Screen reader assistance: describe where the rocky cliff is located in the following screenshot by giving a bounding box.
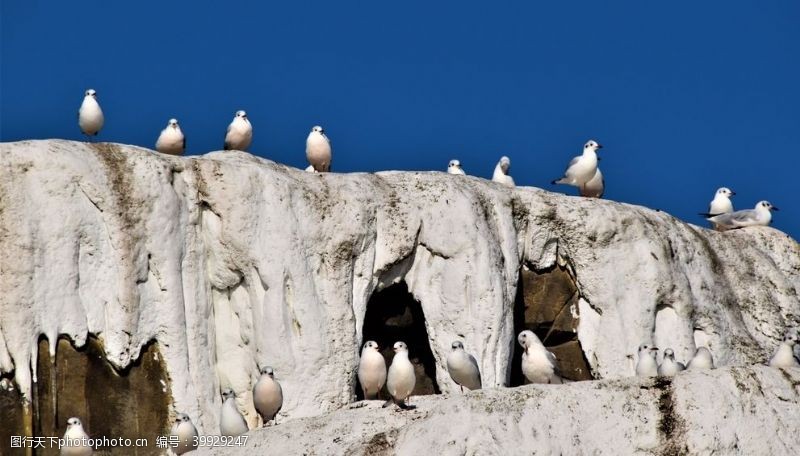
[0,140,798,454]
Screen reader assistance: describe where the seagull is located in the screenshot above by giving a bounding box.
[580,168,604,198]
[491,156,515,187]
[253,366,283,426]
[635,344,659,377]
[383,341,416,409]
[447,159,465,175]
[219,388,248,436]
[224,110,253,151]
[686,347,715,370]
[702,201,778,231]
[768,330,800,368]
[703,187,735,230]
[170,413,199,455]
[358,341,387,400]
[78,89,104,139]
[552,140,603,193]
[306,125,332,172]
[657,348,685,376]
[518,330,562,384]
[446,341,482,392]
[61,417,92,456]
[156,118,186,155]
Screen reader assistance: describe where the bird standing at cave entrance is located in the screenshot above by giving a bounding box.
[704,187,735,230]
[518,330,562,384]
[551,140,603,194]
[253,366,283,426]
[492,156,515,187]
[686,347,715,370]
[224,110,253,151]
[446,341,482,392]
[61,417,92,456]
[657,348,685,376]
[220,388,249,436]
[635,343,659,377]
[383,341,416,409]
[170,412,199,455]
[306,125,332,172]
[580,168,605,198]
[447,159,465,175]
[156,118,186,155]
[702,201,778,231]
[768,330,800,368]
[358,341,387,400]
[78,89,104,139]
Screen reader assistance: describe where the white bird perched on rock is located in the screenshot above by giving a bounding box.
[768,330,800,368]
[61,417,92,456]
[219,388,248,436]
[78,89,104,138]
[447,159,465,175]
[170,413,199,455]
[253,366,283,426]
[156,118,186,155]
[686,347,715,370]
[383,341,416,409]
[446,341,482,392]
[491,156,515,187]
[552,140,603,193]
[635,343,659,377]
[657,348,685,376]
[518,330,562,384]
[580,168,604,198]
[224,110,252,151]
[704,187,735,230]
[306,125,332,172]
[703,201,778,231]
[358,341,387,400]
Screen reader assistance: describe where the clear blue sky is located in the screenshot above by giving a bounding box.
[2,1,799,238]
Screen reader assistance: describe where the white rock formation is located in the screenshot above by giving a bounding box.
[200,366,800,455]
[0,140,798,438]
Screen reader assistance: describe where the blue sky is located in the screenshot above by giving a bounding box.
[2,1,799,237]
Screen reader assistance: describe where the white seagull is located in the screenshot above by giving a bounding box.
[446,341,482,392]
[358,341,387,400]
[447,159,465,175]
[768,330,800,368]
[491,156,515,187]
[704,187,735,230]
[224,110,253,151]
[253,366,283,426]
[580,168,604,198]
[552,140,603,193]
[383,341,416,409]
[78,89,104,138]
[61,417,92,456]
[518,330,562,384]
[156,118,186,155]
[703,201,778,231]
[657,348,685,376]
[686,347,715,370]
[169,413,199,455]
[306,125,332,172]
[635,343,659,377]
[219,388,248,436]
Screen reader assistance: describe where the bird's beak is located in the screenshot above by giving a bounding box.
[597,144,603,149]
[730,191,736,196]
[773,207,780,211]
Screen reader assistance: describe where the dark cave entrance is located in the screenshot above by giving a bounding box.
[357,282,440,400]
[510,264,594,386]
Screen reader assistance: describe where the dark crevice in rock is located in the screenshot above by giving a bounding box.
[653,376,689,456]
[510,265,594,386]
[357,282,440,400]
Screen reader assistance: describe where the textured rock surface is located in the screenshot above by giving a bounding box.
[0,140,798,445]
[200,366,800,455]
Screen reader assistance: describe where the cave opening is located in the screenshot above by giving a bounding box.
[357,282,440,400]
[510,264,594,386]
